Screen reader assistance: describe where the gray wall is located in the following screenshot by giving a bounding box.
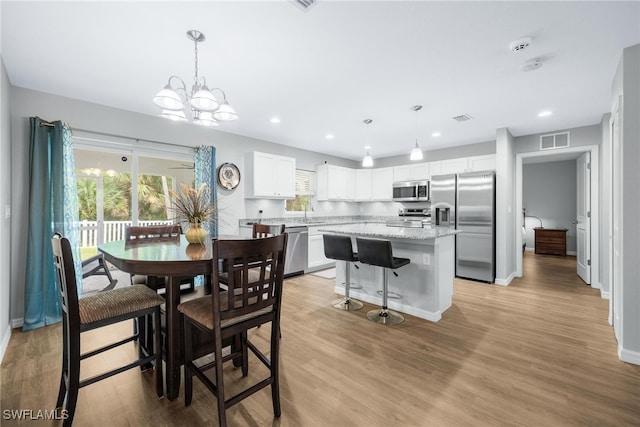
[496,128,516,284]
[515,124,602,154]
[0,55,12,360]
[8,86,359,324]
[615,44,640,362]
[523,161,577,253]
[374,140,496,168]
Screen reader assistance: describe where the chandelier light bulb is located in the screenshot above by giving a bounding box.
[153,85,184,110]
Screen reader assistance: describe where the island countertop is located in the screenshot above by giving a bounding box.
[318,223,460,240]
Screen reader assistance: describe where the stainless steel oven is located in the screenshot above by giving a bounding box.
[392,180,430,202]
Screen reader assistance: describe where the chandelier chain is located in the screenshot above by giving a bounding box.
[193,38,199,91]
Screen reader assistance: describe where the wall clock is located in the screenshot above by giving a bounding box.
[217,162,241,190]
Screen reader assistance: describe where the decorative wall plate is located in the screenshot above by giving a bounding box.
[217,162,241,190]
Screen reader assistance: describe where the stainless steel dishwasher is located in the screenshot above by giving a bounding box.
[284,225,308,277]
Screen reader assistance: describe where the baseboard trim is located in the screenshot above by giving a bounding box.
[619,346,640,366]
[600,289,610,300]
[0,324,11,364]
[11,318,23,329]
[524,247,534,252]
[334,286,443,322]
[494,272,516,286]
[566,250,577,256]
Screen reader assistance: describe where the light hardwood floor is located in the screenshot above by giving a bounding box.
[2,252,639,426]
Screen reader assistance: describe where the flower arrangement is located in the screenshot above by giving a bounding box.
[170,183,216,225]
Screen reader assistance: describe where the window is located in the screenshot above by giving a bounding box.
[285,169,315,213]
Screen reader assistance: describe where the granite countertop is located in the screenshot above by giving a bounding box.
[239,215,390,229]
[318,223,460,240]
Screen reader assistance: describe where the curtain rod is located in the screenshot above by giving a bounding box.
[73,127,193,149]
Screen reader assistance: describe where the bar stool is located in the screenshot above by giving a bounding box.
[323,234,363,311]
[356,237,410,325]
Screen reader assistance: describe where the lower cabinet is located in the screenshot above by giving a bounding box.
[307,227,334,272]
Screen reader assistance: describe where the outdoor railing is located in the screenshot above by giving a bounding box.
[79,220,174,247]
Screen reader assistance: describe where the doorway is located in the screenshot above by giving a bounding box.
[515,145,600,289]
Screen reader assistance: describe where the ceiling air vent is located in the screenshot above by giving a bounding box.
[292,0,317,11]
[452,114,472,122]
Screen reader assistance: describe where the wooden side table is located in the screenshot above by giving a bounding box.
[534,227,568,256]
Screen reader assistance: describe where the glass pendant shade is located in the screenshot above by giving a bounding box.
[410,141,423,161]
[153,86,184,110]
[213,102,239,121]
[160,109,187,121]
[362,146,373,167]
[193,110,220,127]
[190,87,219,111]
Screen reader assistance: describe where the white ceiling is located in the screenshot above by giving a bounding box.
[2,1,639,162]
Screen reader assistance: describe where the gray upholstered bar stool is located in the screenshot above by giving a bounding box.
[356,237,410,325]
[323,234,363,311]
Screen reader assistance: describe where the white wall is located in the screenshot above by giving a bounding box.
[0,54,13,360]
[495,128,516,285]
[523,161,577,253]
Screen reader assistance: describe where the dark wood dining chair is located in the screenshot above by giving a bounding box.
[51,233,164,427]
[125,224,195,294]
[178,234,288,427]
[252,223,286,238]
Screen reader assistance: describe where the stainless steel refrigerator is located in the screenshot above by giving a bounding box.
[431,171,496,283]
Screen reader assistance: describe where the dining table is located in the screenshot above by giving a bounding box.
[98,234,247,400]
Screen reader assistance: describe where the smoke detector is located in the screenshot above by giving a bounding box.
[452,114,472,122]
[509,37,532,53]
[521,58,544,72]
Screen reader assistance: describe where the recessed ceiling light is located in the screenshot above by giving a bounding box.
[432,132,441,137]
[270,117,281,124]
[325,133,334,139]
[538,111,552,117]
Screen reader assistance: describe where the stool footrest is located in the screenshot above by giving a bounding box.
[376,290,402,299]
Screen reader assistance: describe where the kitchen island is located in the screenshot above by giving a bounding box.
[318,224,460,322]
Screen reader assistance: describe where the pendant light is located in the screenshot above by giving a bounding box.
[362,119,373,167]
[410,105,424,161]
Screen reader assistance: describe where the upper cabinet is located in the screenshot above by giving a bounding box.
[355,169,372,201]
[245,151,296,199]
[431,154,496,177]
[371,167,394,200]
[439,157,470,175]
[316,164,355,201]
[393,162,429,181]
[467,154,496,172]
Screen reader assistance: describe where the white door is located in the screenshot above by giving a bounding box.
[576,152,591,284]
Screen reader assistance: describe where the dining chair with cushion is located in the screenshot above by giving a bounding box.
[51,233,164,426]
[178,234,288,427]
[125,224,196,294]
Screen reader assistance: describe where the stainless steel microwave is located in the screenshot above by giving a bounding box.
[392,180,430,202]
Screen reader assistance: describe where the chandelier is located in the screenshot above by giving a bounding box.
[153,30,238,127]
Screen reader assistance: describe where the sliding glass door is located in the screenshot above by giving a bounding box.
[74,139,194,260]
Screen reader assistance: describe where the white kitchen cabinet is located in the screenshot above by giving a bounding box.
[371,167,394,200]
[317,164,355,201]
[245,151,296,198]
[355,169,372,201]
[393,162,429,181]
[467,154,496,172]
[307,226,334,272]
[440,158,469,175]
[429,161,443,178]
